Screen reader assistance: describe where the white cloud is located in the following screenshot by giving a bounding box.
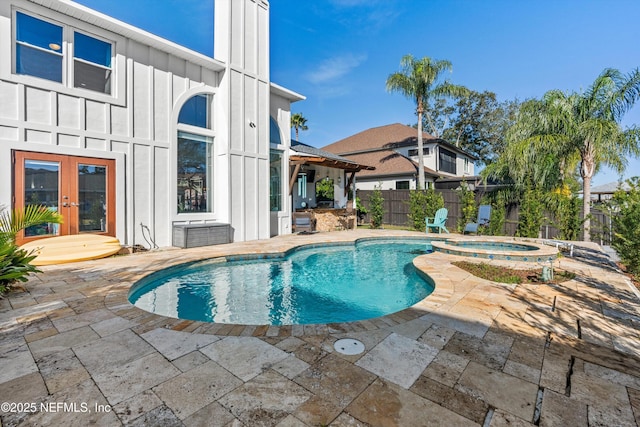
[306,53,367,84]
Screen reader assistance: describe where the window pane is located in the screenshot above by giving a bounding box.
[439,148,457,174]
[178,95,210,128]
[270,117,282,145]
[270,150,282,211]
[177,131,212,213]
[78,164,107,232]
[17,12,62,51]
[74,60,112,94]
[16,44,63,82]
[24,160,60,237]
[74,32,111,67]
[396,181,410,190]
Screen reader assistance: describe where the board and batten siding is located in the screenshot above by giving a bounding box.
[0,0,264,248]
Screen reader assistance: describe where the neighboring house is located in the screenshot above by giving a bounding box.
[322,123,477,190]
[584,181,631,203]
[1,0,304,247]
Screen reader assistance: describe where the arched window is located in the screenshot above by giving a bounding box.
[177,94,213,213]
[270,116,282,145]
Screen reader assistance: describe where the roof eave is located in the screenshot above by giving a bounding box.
[271,83,306,102]
[31,0,226,71]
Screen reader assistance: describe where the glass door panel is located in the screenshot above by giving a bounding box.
[23,160,61,237]
[77,164,107,232]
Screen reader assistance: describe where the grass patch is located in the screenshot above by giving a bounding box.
[452,261,575,284]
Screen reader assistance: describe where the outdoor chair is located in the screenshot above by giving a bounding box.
[464,205,492,234]
[425,208,449,234]
[293,212,315,233]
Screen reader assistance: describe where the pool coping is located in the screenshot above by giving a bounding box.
[430,237,559,262]
[126,235,442,333]
[121,234,557,336]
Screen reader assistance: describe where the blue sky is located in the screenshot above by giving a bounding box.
[75,0,640,186]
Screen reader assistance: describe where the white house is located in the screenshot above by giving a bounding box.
[322,123,477,190]
[0,0,304,248]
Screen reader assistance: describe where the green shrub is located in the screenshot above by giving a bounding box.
[407,188,444,231]
[611,177,640,276]
[457,183,476,233]
[516,186,544,238]
[486,194,506,236]
[369,185,385,229]
[0,241,40,292]
[0,204,62,294]
[556,195,581,241]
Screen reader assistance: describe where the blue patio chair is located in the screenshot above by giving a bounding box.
[464,205,492,234]
[425,208,449,234]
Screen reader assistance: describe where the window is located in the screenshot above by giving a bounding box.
[176,94,214,215]
[177,132,212,213]
[270,117,283,145]
[396,180,410,190]
[74,32,112,94]
[15,12,63,82]
[464,158,471,173]
[178,94,211,128]
[15,11,114,95]
[270,150,283,211]
[315,178,334,205]
[438,148,457,174]
[408,147,429,157]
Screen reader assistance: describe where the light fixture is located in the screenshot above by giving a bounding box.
[49,43,61,51]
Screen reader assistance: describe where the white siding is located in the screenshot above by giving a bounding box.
[1,0,285,247]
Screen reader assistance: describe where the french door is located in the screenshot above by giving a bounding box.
[13,151,115,245]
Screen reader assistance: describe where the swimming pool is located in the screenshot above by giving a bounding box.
[128,238,435,325]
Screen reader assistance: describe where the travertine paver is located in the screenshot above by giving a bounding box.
[355,332,438,389]
[141,327,219,360]
[0,338,38,383]
[152,361,243,420]
[457,361,539,421]
[0,230,639,426]
[200,336,291,381]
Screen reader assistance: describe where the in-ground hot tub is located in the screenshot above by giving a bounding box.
[430,238,558,262]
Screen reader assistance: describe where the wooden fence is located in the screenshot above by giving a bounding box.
[357,189,613,245]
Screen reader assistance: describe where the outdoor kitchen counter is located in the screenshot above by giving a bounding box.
[296,208,356,231]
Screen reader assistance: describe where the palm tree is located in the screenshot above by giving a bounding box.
[490,68,640,241]
[0,204,63,244]
[290,113,308,140]
[386,54,469,189]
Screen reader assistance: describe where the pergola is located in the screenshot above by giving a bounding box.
[288,142,375,197]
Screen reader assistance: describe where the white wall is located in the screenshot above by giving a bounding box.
[355,176,433,191]
[215,0,270,242]
[0,0,276,247]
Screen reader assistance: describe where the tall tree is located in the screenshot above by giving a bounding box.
[290,113,308,140]
[386,55,468,189]
[441,91,520,166]
[488,68,640,241]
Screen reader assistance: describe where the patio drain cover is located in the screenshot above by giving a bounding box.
[334,338,365,355]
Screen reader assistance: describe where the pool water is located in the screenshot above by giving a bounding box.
[129,239,434,325]
[451,241,538,251]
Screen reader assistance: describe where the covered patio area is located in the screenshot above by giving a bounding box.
[289,141,374,232]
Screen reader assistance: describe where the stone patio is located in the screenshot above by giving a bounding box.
[1,230,640,426]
